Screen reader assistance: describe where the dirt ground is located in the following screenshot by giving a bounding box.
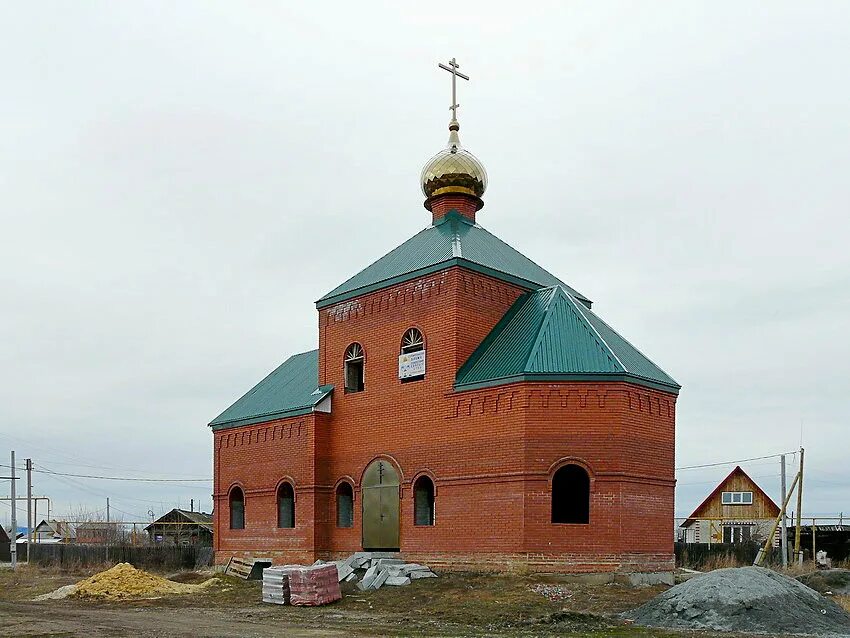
[0,565,828,638]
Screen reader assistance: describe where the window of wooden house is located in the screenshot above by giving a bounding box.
[721,491,753,505]
[277,482,295,528]
[229,486,245,530]
[336,482,354,528]
[722,524,754,543]
[551,464,590,524]
[413,476,435,526]
[344,343,365,393]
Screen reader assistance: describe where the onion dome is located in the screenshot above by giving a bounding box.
[421,119,487,212]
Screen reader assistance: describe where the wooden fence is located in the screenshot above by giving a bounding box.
[28,543,213,570]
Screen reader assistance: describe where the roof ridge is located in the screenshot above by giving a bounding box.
[578,303,678,386]
[523,287,560,372]
[454,290,534,381]
[563,291,628,373]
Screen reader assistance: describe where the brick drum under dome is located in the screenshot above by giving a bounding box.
[209,60,680,577]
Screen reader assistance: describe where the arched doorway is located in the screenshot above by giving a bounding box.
[361,459,400,550]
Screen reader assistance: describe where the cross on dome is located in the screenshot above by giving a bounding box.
[438,57,469,125]
[421,57,487,220]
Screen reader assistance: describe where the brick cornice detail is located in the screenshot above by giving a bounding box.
[320,268,525,327]
[216,420,307,449]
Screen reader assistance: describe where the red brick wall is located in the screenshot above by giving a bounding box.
[213,414,318,565]
[213,266,678,573]
[428,194,480,223]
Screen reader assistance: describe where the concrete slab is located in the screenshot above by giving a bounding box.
[409,570,437,579]
[385,576,411,586]
[400,563,426,575]
[358,565,379,590]
[370,569,390,590]
[337,563,354,582]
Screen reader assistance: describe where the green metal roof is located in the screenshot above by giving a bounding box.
[455,286,680,393]
[209,350,333,430]
[316,211,591,309]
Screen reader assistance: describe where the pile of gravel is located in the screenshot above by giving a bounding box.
[626,566,850,636]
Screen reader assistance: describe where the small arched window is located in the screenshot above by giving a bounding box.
[413,476,435,526]
[344,343,365,393]
[336,482,354,528]
[229,486,245,530]
[401,328,424,354]
[400,328,425,382]
[551,464,590,524]
[277,482,295,528]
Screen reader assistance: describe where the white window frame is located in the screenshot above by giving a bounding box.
[721,491,753,505]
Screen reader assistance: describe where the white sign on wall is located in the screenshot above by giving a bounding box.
[398,350,426,379]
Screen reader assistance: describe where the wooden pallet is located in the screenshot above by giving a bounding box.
[225,556,273,580]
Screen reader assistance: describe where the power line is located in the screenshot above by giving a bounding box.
[675,451,798,471]
[35,469,211,483]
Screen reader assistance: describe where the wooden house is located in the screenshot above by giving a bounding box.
[33,519,76,543]
[145,509,213,546]
[679,466,780,545]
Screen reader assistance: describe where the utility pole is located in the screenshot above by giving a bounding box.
[780,454,788,567]
[10,451,17,569]
[793,447,805,564]
[106,497,111,563]
[26,459,32,564]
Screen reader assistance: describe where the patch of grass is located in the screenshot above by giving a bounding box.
[0,565,95,602]
[836,595,850,613]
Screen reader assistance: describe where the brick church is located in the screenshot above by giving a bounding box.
[210,62,680,574]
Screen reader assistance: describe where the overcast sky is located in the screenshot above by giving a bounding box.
[1,2,848,527]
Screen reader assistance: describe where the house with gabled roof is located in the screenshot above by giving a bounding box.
[33,519,76,543]
[679,466,780,545]
[145,509,213,546]
[209,69,680,576]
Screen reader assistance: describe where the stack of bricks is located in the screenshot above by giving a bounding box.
[285,564,341,606]
[261,567,291,605]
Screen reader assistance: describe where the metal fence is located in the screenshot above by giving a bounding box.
[27,543,213,570]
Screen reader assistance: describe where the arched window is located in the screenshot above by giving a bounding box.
[336,482,354,528]
[229,486,245,530]
[277,482,295,528]
[401,328,424,354]
[344,343,364,393]
[413,476,435,526]
[551,464,590,524]
[400,328,425,381]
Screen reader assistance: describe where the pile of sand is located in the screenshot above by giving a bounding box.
[627,566,850,636]
[72,563,216,600]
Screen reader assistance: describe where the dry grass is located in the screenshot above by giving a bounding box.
[768,562,812,578]
[697,554,744,571]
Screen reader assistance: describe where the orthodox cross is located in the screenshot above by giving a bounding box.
[438,57,469,121]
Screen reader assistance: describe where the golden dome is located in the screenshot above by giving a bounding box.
[420,121,487,200]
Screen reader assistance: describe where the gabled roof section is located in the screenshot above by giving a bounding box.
[680,466,781,527]
[209,350,333,431]
[145,509,213,531]
[455,285,679,393]
[316,211,591,309]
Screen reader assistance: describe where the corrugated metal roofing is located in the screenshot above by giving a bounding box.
[209,350,332,430]
[455,285,679,393]
[316,211,591,308]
